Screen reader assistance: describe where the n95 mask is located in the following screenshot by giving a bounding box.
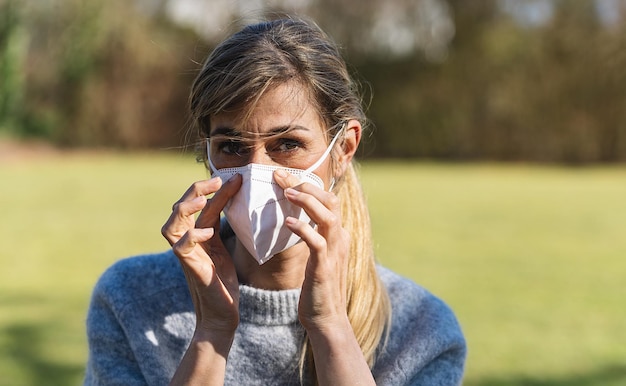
[207,132,340,265]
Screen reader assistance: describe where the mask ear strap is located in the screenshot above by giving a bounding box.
[305,123,345,174]
[206,139,219,174]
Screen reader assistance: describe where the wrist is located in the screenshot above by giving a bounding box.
[303,314,353,344]
[169,328,235,385]
[191,327,235,358]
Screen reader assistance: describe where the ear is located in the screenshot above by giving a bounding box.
[334,119,361,177]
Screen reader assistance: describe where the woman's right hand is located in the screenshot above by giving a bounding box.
[161,175,243,336]
[163,175,243,385]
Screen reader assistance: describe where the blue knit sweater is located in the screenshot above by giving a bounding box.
[84,250,466,385]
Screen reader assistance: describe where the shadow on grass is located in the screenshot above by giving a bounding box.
[466,365,626,386]
[1,322,84,386]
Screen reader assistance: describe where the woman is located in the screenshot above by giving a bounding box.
[85,17,466,386]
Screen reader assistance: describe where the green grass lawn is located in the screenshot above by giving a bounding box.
[1,153,625,385]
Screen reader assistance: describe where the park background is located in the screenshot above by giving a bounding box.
[1,0,625,385]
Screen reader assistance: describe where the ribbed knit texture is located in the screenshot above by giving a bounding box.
[238,285,300,325]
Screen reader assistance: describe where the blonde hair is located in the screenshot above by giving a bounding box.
[189,17,390,384]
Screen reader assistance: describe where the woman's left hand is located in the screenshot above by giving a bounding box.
[274,169,350,331]
[274,169,375,385]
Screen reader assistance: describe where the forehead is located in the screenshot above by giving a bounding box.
[210,82,324,135]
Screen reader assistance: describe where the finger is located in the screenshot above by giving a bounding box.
[173,228,215,277]
[162,177,224,245]
[284,187,341,235]
[162,195,208,245]
[286,215,350,299]
[274,169,340,224]
[174,227,215,257]
[284,179,339,209]
[176,195,208,218]
[173,177,223,210]
[285,216,327,256]
[273,169,302,190]
[196,174,242,229]
[285,215,348,289]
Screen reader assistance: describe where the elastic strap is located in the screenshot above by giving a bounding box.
[305,123,345,173]
[206,139,219,174]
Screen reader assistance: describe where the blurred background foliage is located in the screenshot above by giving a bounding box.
[1,0,626,162]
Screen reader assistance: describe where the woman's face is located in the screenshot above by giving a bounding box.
[209,82,334,187]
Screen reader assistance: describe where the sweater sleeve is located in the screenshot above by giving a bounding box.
[374,266,467,386]
[83,273,148,386]
[406,330,466,386]
[401,296,466,386]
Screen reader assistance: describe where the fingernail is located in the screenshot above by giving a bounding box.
[285,188,299,197]
[285,216,297,226]
[200,227,214,237]
[275,169,288,178]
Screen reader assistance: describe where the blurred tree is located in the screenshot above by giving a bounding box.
[3,0,626,162]
[12,0,200,148]
[494,0,626,162]
[354,0,626,162]
[0,0,27,135]
[354,0,502,159]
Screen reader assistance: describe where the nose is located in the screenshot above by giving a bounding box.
[247,145,274,165]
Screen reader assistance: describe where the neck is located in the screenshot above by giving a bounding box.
[232,240,308,290]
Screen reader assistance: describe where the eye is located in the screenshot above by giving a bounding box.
[216,139,247,155]
[273,138,302,153]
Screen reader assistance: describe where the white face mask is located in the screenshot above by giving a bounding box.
[207,132,341,265]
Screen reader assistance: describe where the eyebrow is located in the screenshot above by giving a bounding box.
[264,125,310,137]
[210,124,310,138]
[210,126,240,137]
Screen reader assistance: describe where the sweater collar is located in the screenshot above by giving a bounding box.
[238,284,301,325]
